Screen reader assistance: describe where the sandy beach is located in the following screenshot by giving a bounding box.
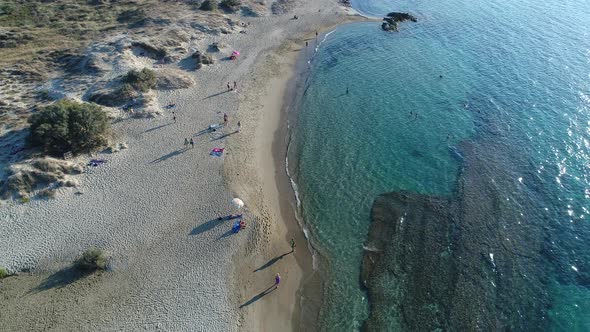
[0,1,364,330]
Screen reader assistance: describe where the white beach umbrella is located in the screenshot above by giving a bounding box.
[231,198,244,209]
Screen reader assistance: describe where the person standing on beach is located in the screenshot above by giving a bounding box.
[184,138,189,148]
[237,121,241,132]
[274,273,281,289]
[233,81,237,91]
[290,238,296,253]
[227,82,231,91]
[172,111,176,123]
[305,41,308,47]
[224,113,228,125]
[189,138,194,148]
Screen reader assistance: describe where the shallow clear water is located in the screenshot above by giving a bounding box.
[291,0,590,330]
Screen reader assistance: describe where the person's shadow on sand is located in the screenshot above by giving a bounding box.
[239,285,276,308]
[30,266,90,293]
[190,218,226,236]
[150,147,190,164]
[253,251,292,272]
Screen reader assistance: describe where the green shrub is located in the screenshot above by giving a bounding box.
[28,99,110,155]
[117,9,146,23]
[200,0,218,11]
[122,68,157,92]
[118,83,136,98]
[75,248,106,272]
[0,267,8,279]
[220,0,241,10]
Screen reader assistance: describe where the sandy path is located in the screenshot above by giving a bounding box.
[0,1,364,330]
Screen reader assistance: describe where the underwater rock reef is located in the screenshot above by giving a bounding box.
[361,139,554,331]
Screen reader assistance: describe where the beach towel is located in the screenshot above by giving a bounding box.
[232,220,241,233]
[210,148,225,157]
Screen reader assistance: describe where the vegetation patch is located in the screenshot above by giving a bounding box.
[122,68,157,93]
[1,157,83,200]
[200,0,218,11]
[28,99,110,155]
[220,0,241,12]
[0,0,149,64]
[117,9,146,25]
[0,267,9,279]
[74,248,107,272]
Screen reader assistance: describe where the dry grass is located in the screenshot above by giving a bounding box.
[0,0,160,65]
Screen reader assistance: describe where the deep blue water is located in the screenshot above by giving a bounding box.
[291,0,590,330]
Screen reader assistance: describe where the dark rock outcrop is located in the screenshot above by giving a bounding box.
[191,50,215,69]
[381,12,417,32]
[339,0,352,8]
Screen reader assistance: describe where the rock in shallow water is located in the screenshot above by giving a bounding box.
[381,12,418,32]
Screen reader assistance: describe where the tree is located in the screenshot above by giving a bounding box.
[28,99,110,154]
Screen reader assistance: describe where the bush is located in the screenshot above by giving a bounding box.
[28,99,110,155]
[117,9,146,23]
[200,0,218,11]
[75,248,107,272]
[0,267,8,279]
[122,68,157,92]
[220,0,241,10]
[118,83,137,98]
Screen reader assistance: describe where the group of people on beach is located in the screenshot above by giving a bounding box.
[183,137,194,148]
[172,80,244,150]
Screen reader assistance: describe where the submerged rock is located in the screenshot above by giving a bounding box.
[361,139,553,331]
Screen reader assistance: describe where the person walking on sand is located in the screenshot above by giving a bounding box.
[227,82,231,91]
[237,121,241,133]
[224,113,228,125]
[184,138,189,148]
[233,81,237,91]
[189,138,194,148]
[290,238,296,253]
[172,111,176,123]
[274,273,281,289]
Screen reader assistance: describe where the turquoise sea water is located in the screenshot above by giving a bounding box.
[290,0,590,330]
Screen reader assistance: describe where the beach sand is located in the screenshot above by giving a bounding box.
[0,1,365,330]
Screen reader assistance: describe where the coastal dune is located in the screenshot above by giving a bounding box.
[0,0,362,330]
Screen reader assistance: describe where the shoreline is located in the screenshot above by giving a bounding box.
[225,17,371,332]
